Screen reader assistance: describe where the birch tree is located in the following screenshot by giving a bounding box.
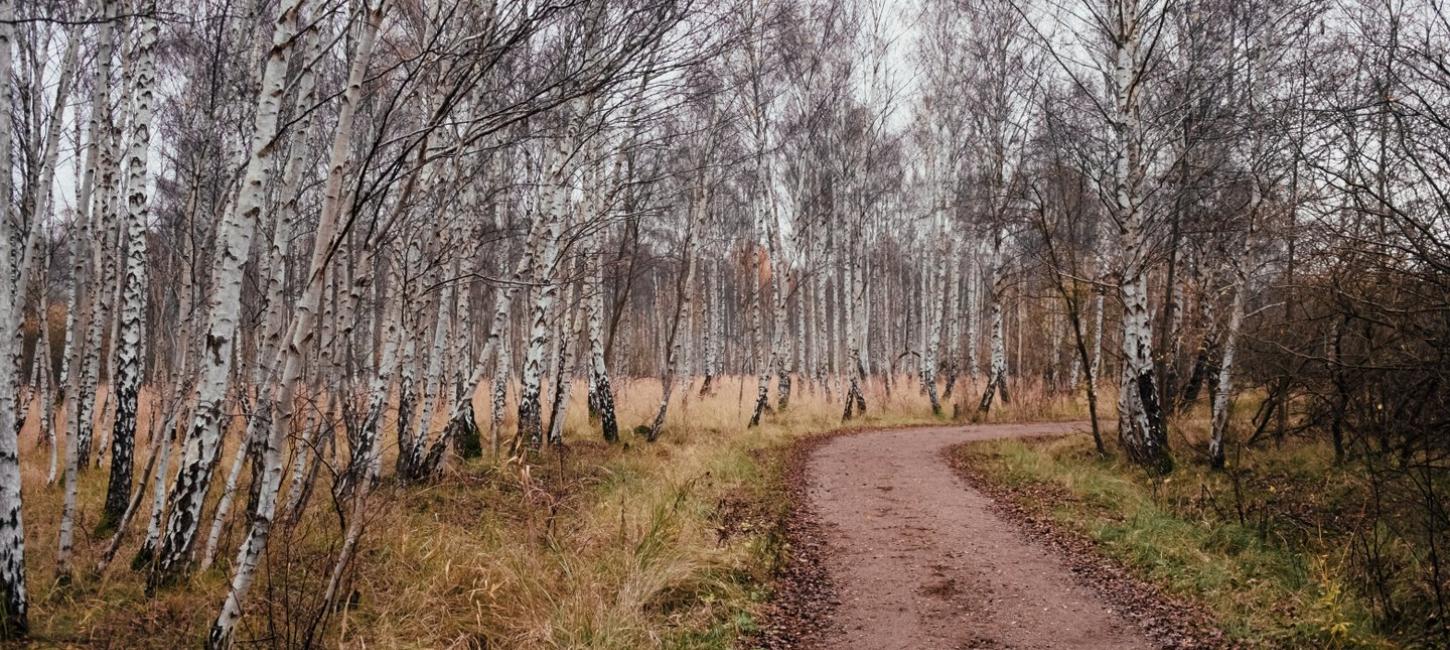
[1103,0,1173,473]
[103,0,159,531]
[151,0,307,584]
[0,0,29,635]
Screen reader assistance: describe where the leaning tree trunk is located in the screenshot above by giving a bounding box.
[1208,268,1246,471]
[77,0,125,468]
[445,221,531,460]
[27,33,79,498]
[339,252,400,500]
[60,2,115,575]
[152,0,306,585]
[444,212,481,459]
[647,197,700,442]
[401,246,453,481]
[545,279,582,447]
[57,14,104,580]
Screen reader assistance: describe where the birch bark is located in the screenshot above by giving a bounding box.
[152,0,308,584]
[516,137,569,450]
[1108,0,1171,473]
[103,3,159,530]
[647,187,702,441]
[0,0,29,633]
[1208,264,1247,470]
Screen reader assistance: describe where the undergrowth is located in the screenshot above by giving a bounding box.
[20,375,1088,648]
[953,424,1418,649]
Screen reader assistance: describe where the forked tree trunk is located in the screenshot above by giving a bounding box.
[978,247,1010,415]
[516,137,569,451]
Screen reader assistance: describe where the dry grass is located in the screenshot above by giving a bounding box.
[952,399,1418,649]
[13,374,1094,648]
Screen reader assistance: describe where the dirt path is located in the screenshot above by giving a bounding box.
[803,422,1151,650]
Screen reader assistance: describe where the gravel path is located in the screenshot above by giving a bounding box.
[803,423,1151,649]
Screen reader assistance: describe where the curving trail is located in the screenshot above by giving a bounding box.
[803,422,1151,649]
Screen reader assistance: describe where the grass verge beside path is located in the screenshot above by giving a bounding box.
[949,435,1405,649]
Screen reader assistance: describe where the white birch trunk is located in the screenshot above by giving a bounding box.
[516,139,569,450]
[31,43,80,497]
[104,6,159,530]
[978,242,1010,414]
[586,234,619,441]
[55,21,100,583]
[59,26,106,487]
[209,6,384,637]
[647,193,701,441]
[1208,266,1246,470]
[545,279,581,446]
[1108,0,1171,472]
[966,256,980,382]
[842,236,867,420]
[0,0,25,618]
[75,0,124,467]
[153,0,307,583]
[747,251,772,427]
[942,249,962,400]
[922,255,944,415]
[1089,289,1105,386]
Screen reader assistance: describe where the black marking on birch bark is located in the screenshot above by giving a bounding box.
[448,397,483,460]
[591,374,618,443]
[99,384,137,531]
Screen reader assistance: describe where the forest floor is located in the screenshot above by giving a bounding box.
[940,433,1411,649]
[759,422,1189,649]
[13,376,976,648]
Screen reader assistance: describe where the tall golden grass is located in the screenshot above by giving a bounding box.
[12,373,1101,648]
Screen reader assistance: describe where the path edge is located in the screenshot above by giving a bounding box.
[943,438,1237,650]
